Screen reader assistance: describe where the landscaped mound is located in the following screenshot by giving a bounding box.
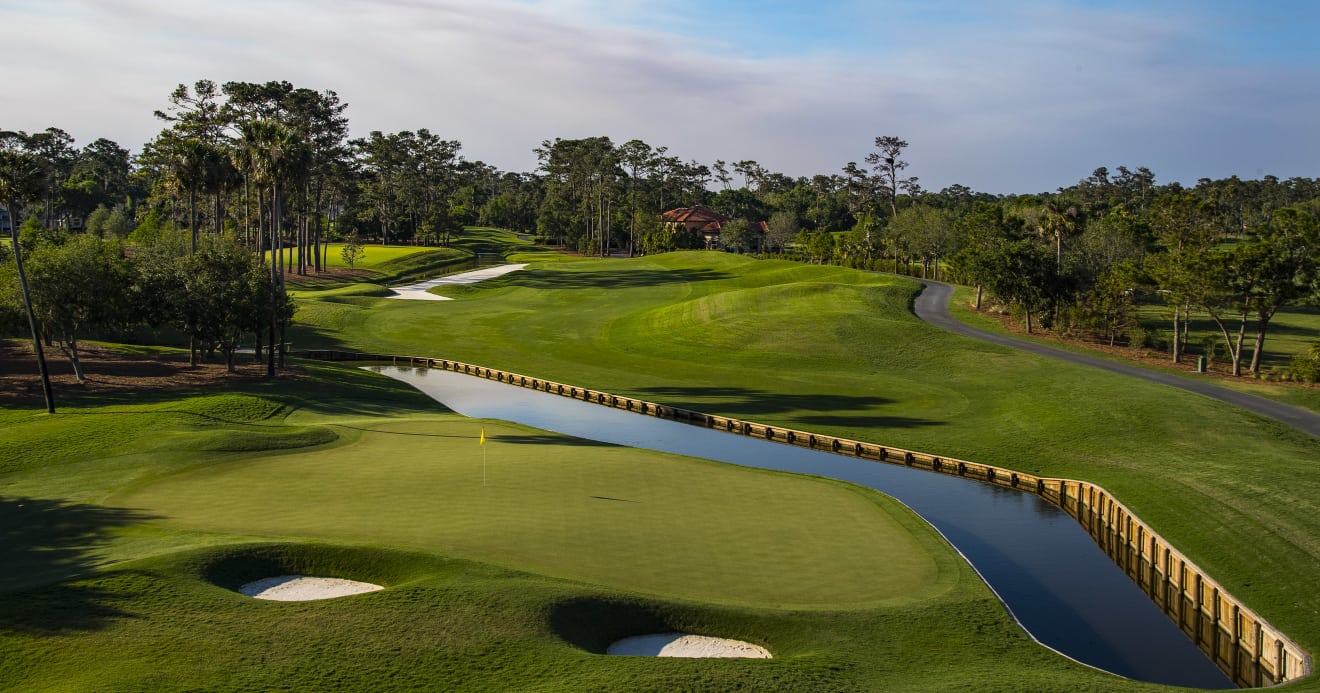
[198,543,421,600]
[606,633,771,658]
[548,597,770,659]
[238,575,383,601]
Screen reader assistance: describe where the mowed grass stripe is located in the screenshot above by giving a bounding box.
[290,249,1320,654]
[110,417,947,609]
[0,351,1162,690]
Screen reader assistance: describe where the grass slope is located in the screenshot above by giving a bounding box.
[2,362,1132,690]
[111,416,945,609]
[946,285,1320,415]
[290,250,1320,681]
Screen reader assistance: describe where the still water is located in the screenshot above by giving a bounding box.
[371,366,1232,688]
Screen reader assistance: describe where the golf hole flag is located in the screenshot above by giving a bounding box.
[480,427,488,485]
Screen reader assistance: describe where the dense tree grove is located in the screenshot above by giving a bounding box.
[4,78,1320,388]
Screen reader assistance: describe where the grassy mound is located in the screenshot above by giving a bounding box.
[197,542,437,592]
[0,540,1134,692]
[289,250,1320,673]
[111,415,951,608]
[0,358,1137,689]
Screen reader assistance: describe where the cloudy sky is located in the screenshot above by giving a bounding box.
[4,0,1319,193]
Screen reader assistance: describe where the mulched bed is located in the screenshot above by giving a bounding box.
[0,341,296,406]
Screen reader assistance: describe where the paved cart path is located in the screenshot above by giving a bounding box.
[913,281,1320,440]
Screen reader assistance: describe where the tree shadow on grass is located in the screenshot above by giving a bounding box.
[487,434,619,448]
[0,496,157,633]
[53,363,452,420]
[634,386,941,430]
[796,414,943,429]
[500,267,732,290]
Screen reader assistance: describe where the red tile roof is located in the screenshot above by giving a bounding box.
[661,205,731,224]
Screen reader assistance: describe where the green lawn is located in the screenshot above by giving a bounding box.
[7,245,1320,689]
[1134,300,1320,373]
[290,250,1320,681]
[111,416,946,609]
[0,362,1128,691]
[321,243,450,270]
[288,227,557,291]
[945,286,1320,415]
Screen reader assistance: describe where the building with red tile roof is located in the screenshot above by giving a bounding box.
[661,205,764,249]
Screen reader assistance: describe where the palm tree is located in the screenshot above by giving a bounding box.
[238,120,309,375]
[199,141,235,239]
[0,141,55,412]
[172,137,207,254]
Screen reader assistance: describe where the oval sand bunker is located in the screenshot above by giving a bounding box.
[606,633,771,659]
[239,575,383,601]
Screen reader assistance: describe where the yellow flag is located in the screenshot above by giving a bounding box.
[479,427,486,445]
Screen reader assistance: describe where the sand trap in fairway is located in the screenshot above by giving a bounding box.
[387,263,529,301]
[239,575,383,601]
[606,633,771,659]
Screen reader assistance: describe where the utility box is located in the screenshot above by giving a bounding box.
[1197,356,1207,373]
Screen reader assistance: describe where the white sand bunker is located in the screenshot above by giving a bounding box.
[606,633,771,659]
[387,263,529,301]
[239,575,383,601]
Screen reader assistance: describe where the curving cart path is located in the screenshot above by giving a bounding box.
[913,280,1320,440]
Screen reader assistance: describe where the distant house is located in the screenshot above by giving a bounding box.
[660,205,767,250]
[661,205,729,249]
[660,205,770,251]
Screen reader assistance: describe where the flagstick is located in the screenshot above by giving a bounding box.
[483,444,487,486]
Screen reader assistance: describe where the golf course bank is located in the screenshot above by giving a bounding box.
[5,248,1320,690]
[287,250,1320,689]
[357,358,1278,688]
[0,360,1131,691]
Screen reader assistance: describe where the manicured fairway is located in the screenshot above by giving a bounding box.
[290,248,1320,678]
[111,417,945,608]
[320,242,449,269]
[0,362,1133,691]
[7,239,1320,689]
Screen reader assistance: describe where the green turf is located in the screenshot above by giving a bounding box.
[0,542,1128,692]
[0,361,1132,691]
[8,246,1320,689]
[287,227,547,291]
[945,285,1320,416]
[288,251,1320,679]
[110,416,946,609]
[324,243,454,269]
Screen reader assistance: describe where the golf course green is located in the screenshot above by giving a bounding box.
[3,230,1317,690]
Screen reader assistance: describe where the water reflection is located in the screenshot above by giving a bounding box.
[371,366,1232,689]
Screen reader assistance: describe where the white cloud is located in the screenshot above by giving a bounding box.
[2,0,1317,193]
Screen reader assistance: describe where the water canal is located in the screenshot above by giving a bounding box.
[371,365,1233,689]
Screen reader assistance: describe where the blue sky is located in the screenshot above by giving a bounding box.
[3,0,1318,193]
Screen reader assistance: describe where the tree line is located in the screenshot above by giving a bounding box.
[5,79,1320,409]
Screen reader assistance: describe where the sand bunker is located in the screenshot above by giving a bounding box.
[239,575,383,601]
[606,633,771,658]
[387,264,529,301]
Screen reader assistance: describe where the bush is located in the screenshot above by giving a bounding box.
[1290,354,1320,384]
[1125,325,1149,350]
[1198,335,1222,365]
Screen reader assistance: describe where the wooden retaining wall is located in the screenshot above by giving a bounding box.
[298,350,1311,688]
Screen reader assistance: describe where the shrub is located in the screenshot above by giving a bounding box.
[1290,353,1320,384]
[1199,334,1222,365]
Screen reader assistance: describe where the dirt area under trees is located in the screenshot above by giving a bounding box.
[0,342,296,405]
